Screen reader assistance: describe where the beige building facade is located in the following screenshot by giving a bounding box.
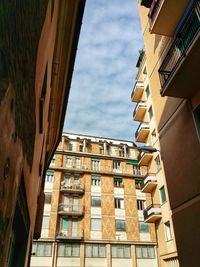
[31,133,160,267]
[136,1,200,266]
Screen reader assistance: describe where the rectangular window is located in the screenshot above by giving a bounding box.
[115,220,126,231]
[133,166,142,175]
[51,155,55,165]
[139,222,149,233]
[42,215,50,230]
[74,175,80,184]
[75,157,81,168]
[137,199,145,210]
[69,142,75,151]
[57,243,80,257]
[91,196,101,207]
[72,219,78,236]
[92,175,101,186]
[111,245,131,258]
[61,218,68,231]
[65,174,70,186]
[66,156,72,168]
[155,155,161,172]
[45,193,52,204]
[91,159,100,171]
[91,218,101,231]
[151,129,157,144]
[164,221,172,241]
[45,171,54,183]
[135,179,142,189]
[113,160,121,171]
[136,245,155,259]
[79,143,83,152]
[85,244,106,257]
[160,186,167,204]
[145,85,150,98]
[148,106,153,120]
[119,147,125,157]
[114,198,124,209]
[114,177,123,187]
[32,242,52,257]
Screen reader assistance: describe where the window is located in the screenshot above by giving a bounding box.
[155,155,161,172]
[51,155,55,165]
[61,218,68,231]
[148,106,153,120]
[193,104,200,138]
[115,220,126,231]
[164,221,172,241]
[92,175,101,186]
[114,177,123,187]
[79,143,83,152]
[111,245,131,258]
[66,156,72,168]
[58,243,80,257]
[99,144,104,154]
[160,186,167,204]
[114,198,124,209]
[151,129,157,144]
[42,216,50,229]
[139,222,149,233]
[136,245,155,259]
[75,157,81,168]
[69,142,75,151]
[110,146,116,156]
[133,166,142,175]
[91,196,101,207]
[119,147,125,157]
[45,193,52,204]
[32,242,52,257]
[113,160,121,171]
[135,179,142,189]
[145,85,150,98]
[91,218,101,231]
[85,244,106,257]
[91,159,100,171]
[137,199,145,210]
[74,175,80,184]
[45,171,54,183]
[65,174,70,186]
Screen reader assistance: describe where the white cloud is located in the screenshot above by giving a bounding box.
[64,0,143,141]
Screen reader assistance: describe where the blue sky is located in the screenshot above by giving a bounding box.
[64,0,143,141]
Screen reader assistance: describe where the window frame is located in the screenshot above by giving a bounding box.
[115,219,126,232]
[136,245,155,259]
[160,186,167,204]
[32,242,52,257]
[111,245,131,258]
[57,243,80,257]
[85,244,106,258]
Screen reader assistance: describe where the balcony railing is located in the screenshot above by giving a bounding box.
[60,182,84,194]
[58,204,84,216]
[135,123,150,141]
[131,81,144,102]
[159,1,200,93]
[148,0,161,24]
[133,102,147,121]
[143,204,162,222]
[138,151,154,166]
[56,229,84,240]
[141,175,157,193]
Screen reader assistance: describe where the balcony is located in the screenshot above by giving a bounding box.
[140,0,153,8]
[148,0,190,36]
[138,151,153,166]
[159,1,200,98]
[133,102,147,122]
[135,123,150,142]
[131,81,145,102]
[66,164,87,173]
[60,182,84,194]
[58,204,84,216]
[143,204,162,223]
[141,175,157,193]
[56,229,84,240]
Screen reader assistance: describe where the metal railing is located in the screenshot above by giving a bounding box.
[56,229,84,239]
[58,204,84,214]
[135,123,150,139]
[60,182,84,192]
[148,0,161,23]
[159,1,200,88]
[143,204,161,220]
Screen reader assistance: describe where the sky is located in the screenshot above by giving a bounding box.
[64,0,143,141]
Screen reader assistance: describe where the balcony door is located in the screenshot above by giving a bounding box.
[64,195,69,211]
[73,196,79,211]
[72,219,78,237]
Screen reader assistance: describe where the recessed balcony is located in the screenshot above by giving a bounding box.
[159,1,200,98]
[141,175,157,193]
[148,0,190,36]
[133,102,147,122]
[56,229,84,240]
[60,182,84,194]
[135,123,150,142]
[131,81,145,102]
[58,204,84,216]
[138,151,153,166]
[143,204,162,223]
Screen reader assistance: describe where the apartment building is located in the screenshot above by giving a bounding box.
[0,1,85,266]
[31,132,161,267]
[136,1,200,267]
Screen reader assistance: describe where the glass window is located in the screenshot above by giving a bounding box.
[42,216,50,229]
[45,171,54,183]
[148,106,153,120]
[114,198,124,209]
[66,156,72,168]
[115,220,126,231]
[151,129,157,144]
[164,221,172,241]
[51,155,55,165]
[114,177,123,187]
[136,245,155,259]
[61,218,68,231]
[119,147,125,157]
[155,155,161,172]
[133,166,142,175]
[145,85,150,98]
[135,179,142,189]
[32,242,52,257]
[91,196,101,207]
[91,218,101,231]
[65,174,70,186]
[74,175,80,184]
[85,244,106,257]
[91,159,100,171]
[113,160,121,171]
[58,243,80,257]
[45,193,52,204]
[137,199,145,210]
[111,245,131,258]
[160,186,167,204]
[92,175,101,186]
[139,222,149,233]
